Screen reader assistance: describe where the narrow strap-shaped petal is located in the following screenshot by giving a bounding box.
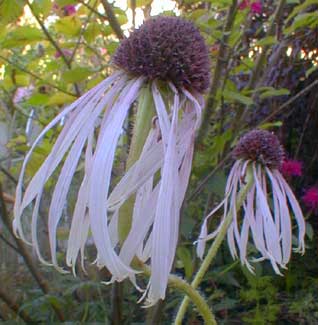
[13,73,124,242]
[48,79,125,268]
[275,171,305,254]
[147,87,179,304]
[266,168,291,264]
[88,77,144,280]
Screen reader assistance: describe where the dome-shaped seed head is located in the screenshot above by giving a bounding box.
[113,16,210,93]
[232,130,285,169]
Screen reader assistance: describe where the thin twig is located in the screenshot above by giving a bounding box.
[101,0,124,40]
[26,0,81,96]
[0,55,76,97]
[69,0,97,63]
[78,0,107,19]
[0,166,18,185]
[0,183,65,321]
[0,286,35,323]
[0,231,19,253]
[196,0,238,144]
[256,79,318,127]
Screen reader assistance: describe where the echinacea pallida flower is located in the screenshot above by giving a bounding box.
[13,16,210,305]
[197,130,305,274]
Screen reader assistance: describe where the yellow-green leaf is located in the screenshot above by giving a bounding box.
[47,92,76,106]
[62,67,94,83]
[54,16,82,37]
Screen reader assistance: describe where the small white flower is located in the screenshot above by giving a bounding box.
[197,130,305,274]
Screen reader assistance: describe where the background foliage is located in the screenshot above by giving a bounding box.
[0,0,317,323]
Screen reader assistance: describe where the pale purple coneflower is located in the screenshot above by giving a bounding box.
[197,130,305,274]
[13,16,210,305]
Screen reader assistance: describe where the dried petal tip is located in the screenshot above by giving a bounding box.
[233,129,284,169]
[113,16,210,93]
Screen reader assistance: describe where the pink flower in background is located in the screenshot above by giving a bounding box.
[54,49,73,58]
[251,1,262,14]
[239,0,249,10]
[281,159,303,178]
[239,0,262,14]
[302,187,318,212]
[63,5,76,16]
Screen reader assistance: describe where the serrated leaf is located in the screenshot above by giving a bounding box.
[259,88,290,99]
[84,23,101,43]
[32,0,52,18]
[0,0,24,25]
[47,92,76,106]
[2,27,43,48]
[54,16,82,37]
[62,67,93,83]
[223,89,253,105]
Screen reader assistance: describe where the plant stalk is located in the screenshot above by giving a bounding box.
[174,168,253,324]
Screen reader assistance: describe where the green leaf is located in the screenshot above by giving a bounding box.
[32,0,52,18]
[56,0,77,6]
[47,92,76,106]
[259,88,290,99]
[1,26,43,48]
[54,16,82,37]
[0,0,24,24]
[306,65,317,78]
[135,0,153,7]
[62,67,94,83]
[176,247,194,280]
[84,23,101,43]
[306,222,314,241]
[285,12,318,34]
[286,0,318,24]
[255,36,276,47]
[259,121,282,129]
[223,89,253,105]
[26,93,50,106]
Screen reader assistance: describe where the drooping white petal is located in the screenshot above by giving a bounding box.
[13,72,124,243]
[266,168,291,264]
[147,84,179,304]
[274,171,305,254]
[88,77,144,281]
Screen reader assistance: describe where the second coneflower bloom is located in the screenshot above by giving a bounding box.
[13,16,210,305]
[197,130,305,274]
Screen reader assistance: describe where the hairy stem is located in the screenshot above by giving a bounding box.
[141,265,216,325]
[174,168,253,324]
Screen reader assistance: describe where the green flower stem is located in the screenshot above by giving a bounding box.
[174,168,254,324]
[118,84,155,243]
[140,265,216,325]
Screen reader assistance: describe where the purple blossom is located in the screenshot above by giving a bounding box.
[63,4,76,16]
[54,49,73,58]
[281,159,303,178]
[302,187,318,213]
